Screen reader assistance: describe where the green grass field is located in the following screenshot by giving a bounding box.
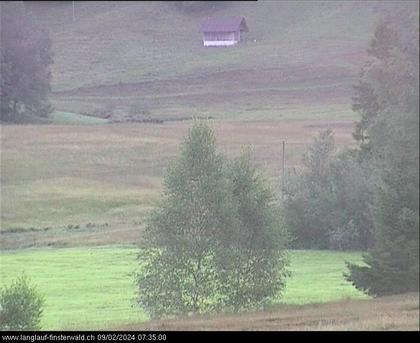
[281,250,367,305]
[0,247,143,330]
[0,247,367,330]
[50,111,109,125]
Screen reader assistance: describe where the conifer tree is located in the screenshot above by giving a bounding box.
[1,2,53,122]
[346,6,419,295]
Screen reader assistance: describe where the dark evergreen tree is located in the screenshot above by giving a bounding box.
[284,130,337,249]
[1,1,53,123]
[346,6,419,295]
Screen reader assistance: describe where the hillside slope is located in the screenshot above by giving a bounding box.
[25,1,410,119]
[29,1,382,91]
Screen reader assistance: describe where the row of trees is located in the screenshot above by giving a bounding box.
[283,7,418,296]
[136,122,289,318]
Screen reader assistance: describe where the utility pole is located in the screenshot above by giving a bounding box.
[282,140,285,201]
[72,1,76,22]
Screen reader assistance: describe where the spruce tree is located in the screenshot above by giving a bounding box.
[346,6,419,295]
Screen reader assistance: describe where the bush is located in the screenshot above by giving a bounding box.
[0,274,44,331]
[129,102,151,118]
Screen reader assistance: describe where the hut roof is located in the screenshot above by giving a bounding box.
[200,16,249,33]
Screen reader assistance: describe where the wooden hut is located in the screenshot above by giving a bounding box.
[200,16,249,47]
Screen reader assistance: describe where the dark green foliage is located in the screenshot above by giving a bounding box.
[351,19,399,152]
[136,248,219,318]
[0,274,44,331]
[136,122,289,317]
[215,151,289,311]
[136,122,232,317]
[284,130,374,250]
[0,1,53,123]
[327,151,375,250]
[346,7,419,296]
[284,130,335,249]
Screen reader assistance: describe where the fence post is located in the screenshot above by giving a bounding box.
[282,140,285,201]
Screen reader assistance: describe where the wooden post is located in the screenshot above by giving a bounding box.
[282,140,285,201]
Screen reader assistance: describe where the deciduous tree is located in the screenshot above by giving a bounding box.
[136,122,289,317]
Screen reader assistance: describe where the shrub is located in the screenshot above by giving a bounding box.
[0,274,44,331]
[284,131,374,250]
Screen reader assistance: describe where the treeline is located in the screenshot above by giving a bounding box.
[284,8,418,295]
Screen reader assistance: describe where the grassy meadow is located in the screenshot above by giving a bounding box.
[0,118,367,330]
[28,1,377,91]
[23,1,390,121]
[0,248,366,330]
[0,119,356,242]
[1,1,417,331]
[49,111,109,125]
